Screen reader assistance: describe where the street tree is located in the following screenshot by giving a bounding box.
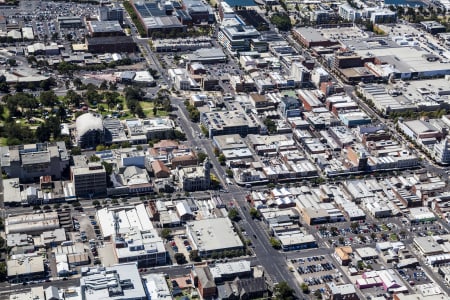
[275,281,296,299]
[228,208,240,221]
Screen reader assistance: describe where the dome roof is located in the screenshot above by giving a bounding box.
[76,113,104,137]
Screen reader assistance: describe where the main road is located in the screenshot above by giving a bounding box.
[169,94,304,295]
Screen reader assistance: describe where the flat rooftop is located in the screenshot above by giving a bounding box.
[355,46,450,73]
[88,20,123,33]
[187,217,243,253]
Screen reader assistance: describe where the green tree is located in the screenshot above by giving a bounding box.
[174,253,187,264]
[350,222,360,232]
[263,118,277,134]
[173,129,186,141]
[73,78,83,89]
[249,207,260,219]
[71,147,82,155]
[92,200,101,207]
[65,89,82,107]
[100,80,108,90]
[197,152,208,162]
[102,161,113,178]
[35,124,52,142]
[189,250,202,262]
[40,90,58,107]
[89,155,100,162]
[161,228,172,240]
[200,124,209,137]
[225,169,233,177]
[269,237,282,249]
[270,13,292,31]
[275,281,296,299]
[228,208,240,221]
[218,153,226,165]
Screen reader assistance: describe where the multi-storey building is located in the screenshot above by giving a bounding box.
[71,155,107,197]
[218,24,260,53]
[0,142,69,182]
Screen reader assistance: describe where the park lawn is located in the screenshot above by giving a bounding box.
[139,101,168,117]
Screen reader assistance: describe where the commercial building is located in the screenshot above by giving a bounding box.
[6,211,59,234]
[80,263,147,300]
[334,246,353,266]
[86,36,136,53]
[186,47,227,64]
[218,24,260,53]
[87,20,124,37]
[279,96,302,118]
[181,0,214,24]
[57,16,83,28]
[3,178,23,206]
[357,84,414,115]
[434,137,450,164]
[96,205,167,267]
[71,155,107,197]
[414,236,444,256]
[213,134,249,152]
[186,217,244,257]
[209,260,252,283]
[168,68,199,90]
[338,3,362,22]
[98,5,124,25]
[398,120,441,141]
[292,27,340,48]
[370,10,397,24]
[200,104,260,137]
[7,256,45,283]
[339,111,372,127]
[130,0,186,35]
[277,231,317,251]
[325,283,358,300]
[421,21,446,35]
[153,37,212,52]
[354,46,450,80]
[124,118,175,141]
[178,158,210,191]
[0,142,69,182]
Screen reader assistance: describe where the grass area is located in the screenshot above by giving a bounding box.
[0,137,8,146]
[389,233,398,241]
[381,224,389,231]
[139,101,169,117]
